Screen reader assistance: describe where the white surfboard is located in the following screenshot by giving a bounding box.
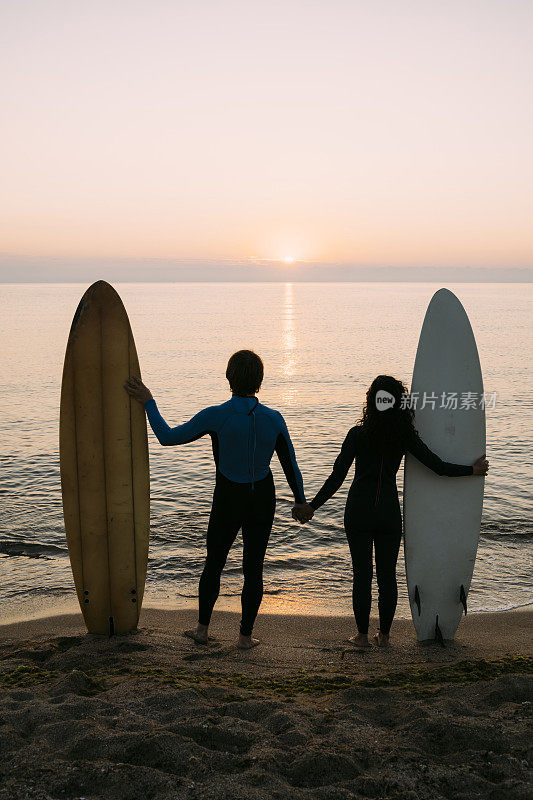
[403,288,485,642]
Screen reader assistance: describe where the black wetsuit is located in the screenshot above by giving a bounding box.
[309,426,473,635]
[199,471,276,635]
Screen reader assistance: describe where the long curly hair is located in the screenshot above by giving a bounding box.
[358,375,418,452]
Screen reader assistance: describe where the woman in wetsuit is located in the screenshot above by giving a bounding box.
[125,350,305,650]
[292,375,489,648]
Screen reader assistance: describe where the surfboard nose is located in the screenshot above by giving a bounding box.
[430,287,465,313]
[69,281,121,336]
[86,280,121,302]
[89,279,113,290]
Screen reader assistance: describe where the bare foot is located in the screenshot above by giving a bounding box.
[238,634,260,650]
[184,625,208,644]
[374,631,390,647]
[348,633,371,648]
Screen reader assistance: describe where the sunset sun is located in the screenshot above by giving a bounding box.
[283,256,295,264]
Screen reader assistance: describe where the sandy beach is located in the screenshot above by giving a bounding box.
[0,607,531,800]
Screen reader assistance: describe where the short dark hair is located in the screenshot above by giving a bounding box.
[226,350,264,396]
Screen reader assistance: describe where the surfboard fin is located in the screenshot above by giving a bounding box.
[434,615,445,647]
[414,585,421,616]
[460,585,467,615]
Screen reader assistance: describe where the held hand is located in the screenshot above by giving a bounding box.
[292,503,315,524]
[473,454,489,476]
[292,505,309,523]
[124,375,153,405]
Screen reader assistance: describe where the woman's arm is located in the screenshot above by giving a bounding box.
[407,433,488,476]
[308,427,358,511]
[124,376,212,446]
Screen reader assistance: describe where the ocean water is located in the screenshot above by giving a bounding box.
[1,282,532,623]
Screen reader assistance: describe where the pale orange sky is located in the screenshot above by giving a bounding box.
[1,0,532,269]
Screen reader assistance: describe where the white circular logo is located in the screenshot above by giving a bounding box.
[375,390,395,411]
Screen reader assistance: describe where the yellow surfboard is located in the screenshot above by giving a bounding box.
[60,281,150,635]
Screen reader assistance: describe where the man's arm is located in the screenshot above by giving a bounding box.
[144,398,212,446]
[124,376,213,447]
[274,417,306,504]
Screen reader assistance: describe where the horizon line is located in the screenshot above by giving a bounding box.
[1,262,531,284]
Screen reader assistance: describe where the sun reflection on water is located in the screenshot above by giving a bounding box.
[281,282,297,405]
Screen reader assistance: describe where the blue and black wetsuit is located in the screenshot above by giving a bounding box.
[310,426,473,636]
[144,394,305,635]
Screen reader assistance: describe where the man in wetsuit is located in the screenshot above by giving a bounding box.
[125,350,305,649]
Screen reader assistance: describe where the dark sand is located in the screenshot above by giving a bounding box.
[1,607,531,800]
